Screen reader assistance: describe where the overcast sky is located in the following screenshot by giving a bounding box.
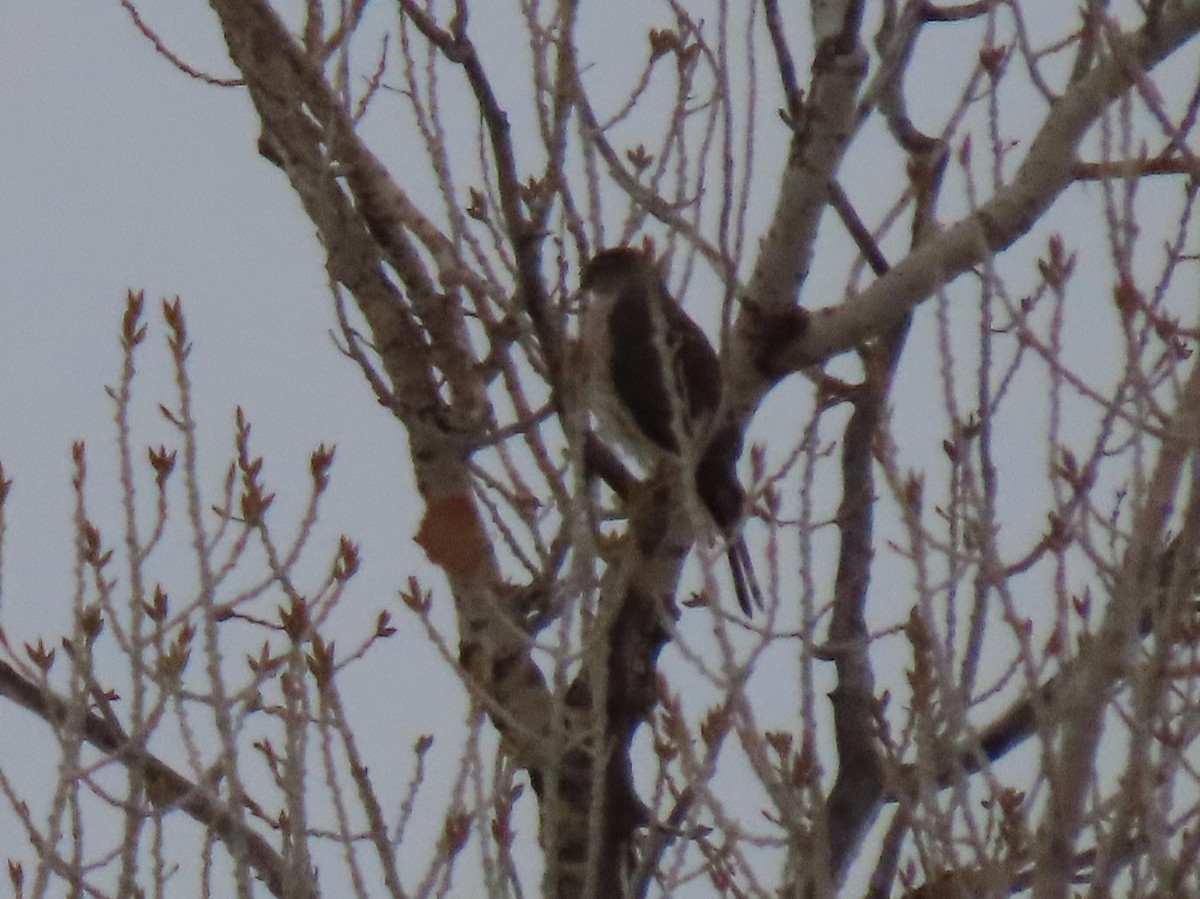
[0,2,469,880]
[1,6,451,629]
[3,2,1199,894]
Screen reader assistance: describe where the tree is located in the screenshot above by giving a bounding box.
[3,1,1200,896]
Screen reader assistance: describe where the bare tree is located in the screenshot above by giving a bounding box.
[4,1,1200,897]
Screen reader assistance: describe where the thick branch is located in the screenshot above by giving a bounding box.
[1030,355,1200,899]
[0,658,298,899]
[743,8,867,320]
[821,382,886,884]
[898,528,1200,793]
[781,4,1200,374]
[204,7,565,880]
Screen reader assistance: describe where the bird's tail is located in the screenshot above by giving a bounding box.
[727,538,763,616]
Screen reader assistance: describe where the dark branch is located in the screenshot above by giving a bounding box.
[0,657,296,898]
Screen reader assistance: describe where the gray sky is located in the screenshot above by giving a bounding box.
[0,7,440,637]
[0,2,460,881]
[3,2,1199,895]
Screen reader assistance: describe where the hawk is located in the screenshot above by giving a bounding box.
[579,247,760,615]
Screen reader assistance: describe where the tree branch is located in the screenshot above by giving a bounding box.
[0,657,298,899]
[785,4,1200,374]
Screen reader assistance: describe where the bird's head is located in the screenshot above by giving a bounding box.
[580,247,657,295]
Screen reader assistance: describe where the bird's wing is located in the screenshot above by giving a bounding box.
[666,299,722,428]
[607,281,680,453]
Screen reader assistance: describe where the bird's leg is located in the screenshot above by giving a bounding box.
[581,434,668,562]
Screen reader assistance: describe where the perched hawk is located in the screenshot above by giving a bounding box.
[579,247,760,615]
